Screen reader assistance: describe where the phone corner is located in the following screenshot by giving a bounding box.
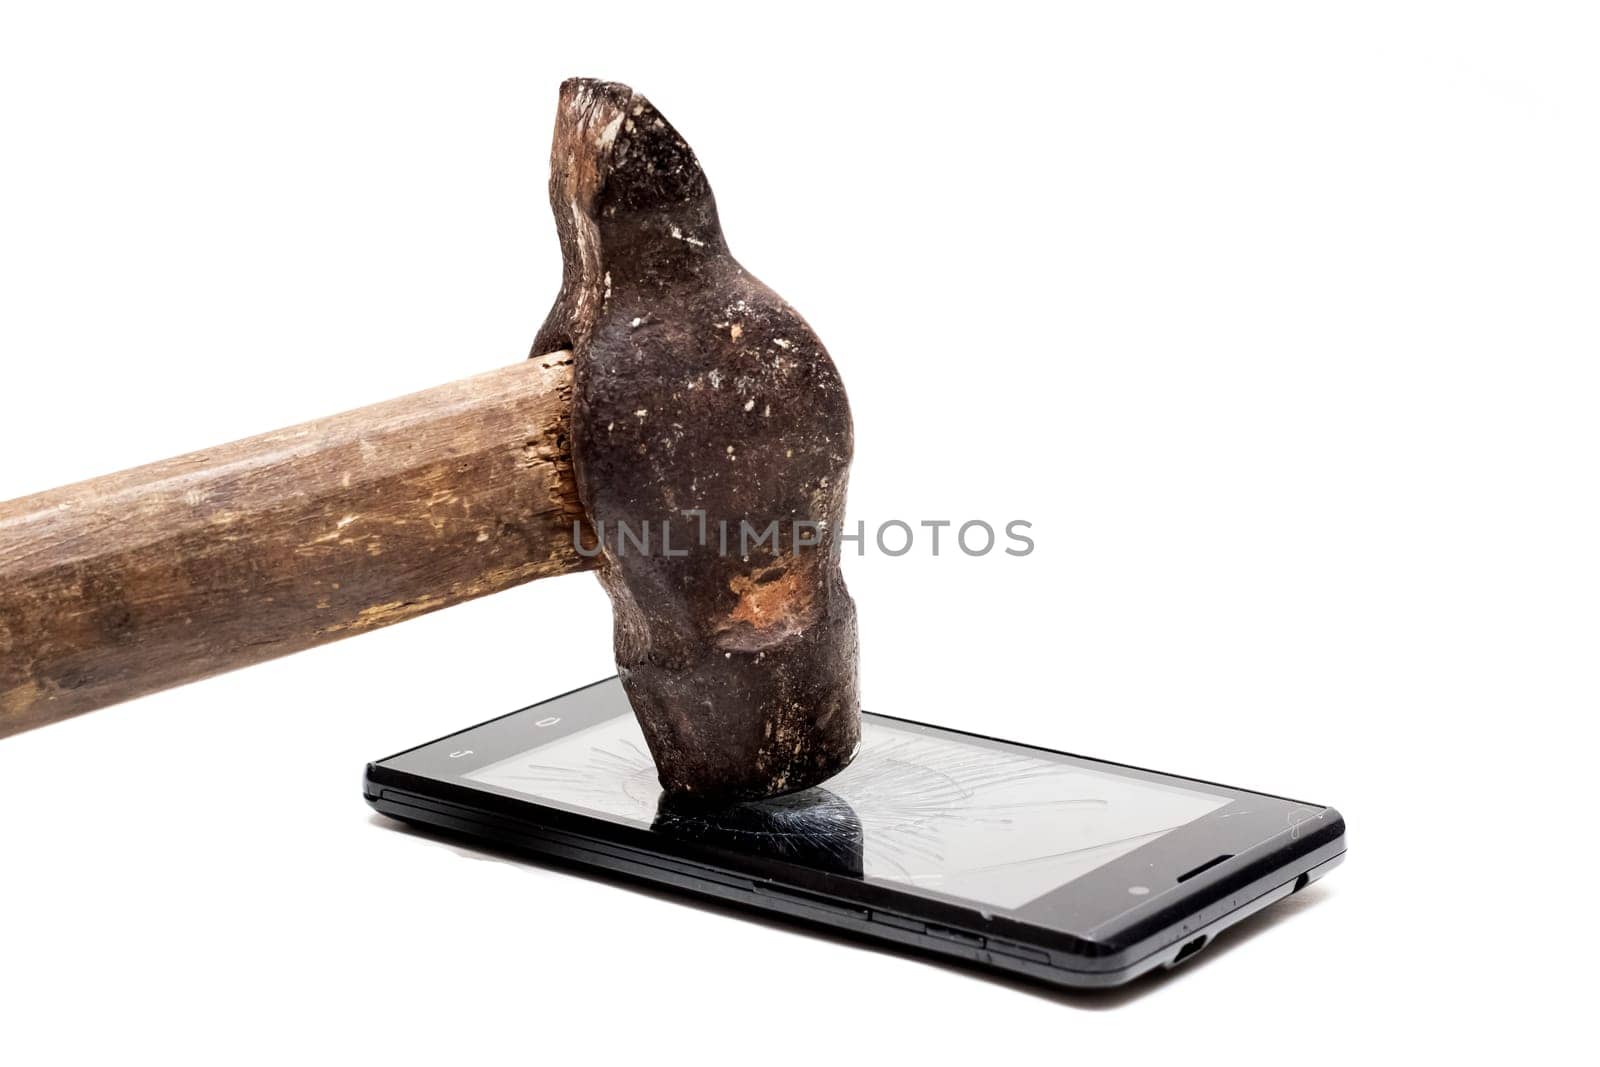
[1307,803,1348,848]
[361,762,387,805]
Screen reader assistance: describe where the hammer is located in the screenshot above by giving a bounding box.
[0,79,860,805]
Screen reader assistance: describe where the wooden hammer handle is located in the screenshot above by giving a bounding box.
[0,352,589,738]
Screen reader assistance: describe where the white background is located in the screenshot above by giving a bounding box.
[1,2,1594,1063]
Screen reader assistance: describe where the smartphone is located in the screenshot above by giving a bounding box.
[365,678,1344,990]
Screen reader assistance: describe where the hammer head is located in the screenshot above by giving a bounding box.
[534,78,859,805]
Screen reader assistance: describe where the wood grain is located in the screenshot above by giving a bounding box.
[0,352,589,738]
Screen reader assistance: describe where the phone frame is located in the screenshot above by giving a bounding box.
[364,678,1345,989]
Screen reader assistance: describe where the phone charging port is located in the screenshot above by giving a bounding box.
[1171,935,1208,966]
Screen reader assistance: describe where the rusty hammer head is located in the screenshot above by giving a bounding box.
[0,79,859,787]
[532,78,860,806]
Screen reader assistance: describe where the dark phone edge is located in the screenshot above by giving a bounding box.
[364,773,1345,991]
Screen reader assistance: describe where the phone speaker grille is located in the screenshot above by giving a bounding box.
[1175,853,1234,883]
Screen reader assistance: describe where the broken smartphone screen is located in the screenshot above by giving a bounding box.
[466,709,1229,909]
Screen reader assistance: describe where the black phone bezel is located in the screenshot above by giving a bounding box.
[364,678,1344,985]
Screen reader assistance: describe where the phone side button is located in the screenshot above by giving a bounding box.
[986,939,1051,965]
[925,925,986,949]
[870,911,925,934]
[750,884,868,922]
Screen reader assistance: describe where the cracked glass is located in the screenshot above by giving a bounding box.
[467,713,1230,909]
